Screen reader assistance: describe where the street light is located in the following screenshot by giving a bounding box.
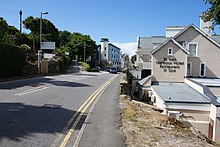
[38,11,48,74]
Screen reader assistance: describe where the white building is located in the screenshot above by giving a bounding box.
[133,15,220,143]
[98,38,121,70]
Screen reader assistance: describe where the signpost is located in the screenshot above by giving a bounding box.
[41,42,55,50]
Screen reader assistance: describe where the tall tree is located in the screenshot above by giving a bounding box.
[67,33,97,61]
[58,30,71,47]
[23,16,39,54]
[23,16,59,54]
[202,0,220,27]
[0,18,9,42]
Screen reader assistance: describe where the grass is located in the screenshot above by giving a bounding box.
[122,107,136,121]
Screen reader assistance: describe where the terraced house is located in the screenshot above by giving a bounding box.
[134,16,220,143]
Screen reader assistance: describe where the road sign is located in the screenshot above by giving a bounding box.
[41,42,55,50]
[65,52,69,55]
[44,53,53,59]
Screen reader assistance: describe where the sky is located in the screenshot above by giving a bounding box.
[0,0,214,56]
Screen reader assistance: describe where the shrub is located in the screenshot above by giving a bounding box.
[0,43,26,78]
[79,62,91,71]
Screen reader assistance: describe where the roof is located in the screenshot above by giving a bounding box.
[129,70,141,79]
[211,35,220,44]
[173,24,220,48]
[188,78,220,106]
[137,75,151,87]
[151,38,190,55]
[190,78,220,87]
[138,36,167,49]
[108,43,121,50]
[152,82,210,104]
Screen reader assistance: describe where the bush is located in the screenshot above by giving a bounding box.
[0,43,26,78]
[79,62,91,71]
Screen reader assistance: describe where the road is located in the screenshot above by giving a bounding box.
[0,71,125,147]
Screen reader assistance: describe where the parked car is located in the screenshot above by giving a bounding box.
[109,67,117,74]
[91,66,100,72]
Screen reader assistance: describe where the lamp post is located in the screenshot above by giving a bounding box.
[38,11,48,74]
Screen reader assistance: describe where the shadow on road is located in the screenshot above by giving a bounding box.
[0,77,91,90]
[0,102,86,142]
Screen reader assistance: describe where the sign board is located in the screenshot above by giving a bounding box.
[41,42,55,50]
[44,53,53,59]
[65,52,69,55]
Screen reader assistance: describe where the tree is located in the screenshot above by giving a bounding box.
[67,32,97,61]
[23,16,59,54]
[202,0,220,27]
[58,30,71,47]
[23,16,39,54]
[131,54,136,64]
[0,18,9,42]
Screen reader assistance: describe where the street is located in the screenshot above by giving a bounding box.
[0,71,124,147]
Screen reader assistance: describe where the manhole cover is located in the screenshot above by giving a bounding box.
[42,104,62,109]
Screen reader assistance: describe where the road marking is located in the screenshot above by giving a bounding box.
[57,75,117,147]
[15,86,49,96]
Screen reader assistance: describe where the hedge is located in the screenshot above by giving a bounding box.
[0,43,26,78]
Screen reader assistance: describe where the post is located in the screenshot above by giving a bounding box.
[19,10,22,33]
[38,12,48,74]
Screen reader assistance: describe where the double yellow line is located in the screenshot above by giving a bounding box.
[59,75,116,147]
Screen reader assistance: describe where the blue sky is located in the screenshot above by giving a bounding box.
[0,0,213,55]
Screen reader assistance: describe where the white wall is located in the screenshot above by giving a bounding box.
[101,41,109,61]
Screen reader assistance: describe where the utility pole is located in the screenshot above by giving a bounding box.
[19,10,22,33]
[84,41,86,63]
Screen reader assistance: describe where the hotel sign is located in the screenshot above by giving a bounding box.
[156,57,184,73]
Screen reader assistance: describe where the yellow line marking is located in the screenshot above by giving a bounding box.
[51,82,109,147]
[59,75,117,147]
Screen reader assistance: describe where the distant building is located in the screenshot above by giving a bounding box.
[120,53,129,69]
[97,38,121,70]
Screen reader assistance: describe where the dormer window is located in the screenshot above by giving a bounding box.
[188,43,198,56]
[168,47,173,56]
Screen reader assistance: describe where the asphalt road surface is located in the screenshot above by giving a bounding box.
[0,71,125,147]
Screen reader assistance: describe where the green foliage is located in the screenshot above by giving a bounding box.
[131,54,136,64]
[79,62,91,71]
[66,33,97,61]
[0,18,9,42]
[0,43,26,78]
[58,30,71,47]
[203,0,220,26]
[23,16,59,53]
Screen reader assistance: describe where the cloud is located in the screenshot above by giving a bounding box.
[112,42,137,57]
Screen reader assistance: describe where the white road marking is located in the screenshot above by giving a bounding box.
[15,86,49,96]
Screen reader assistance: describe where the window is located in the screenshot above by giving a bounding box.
[168,47,173,56]
[188,43,198,56]
[104,54,106,57]
[200,62,206,77]
[178,41,187,48]
[104,47,106,50]
[187,62,192,76]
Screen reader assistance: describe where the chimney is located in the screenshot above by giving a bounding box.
[200,12,213,36]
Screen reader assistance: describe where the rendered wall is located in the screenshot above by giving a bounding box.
[152,41,187,82]
[175,27,220,78]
